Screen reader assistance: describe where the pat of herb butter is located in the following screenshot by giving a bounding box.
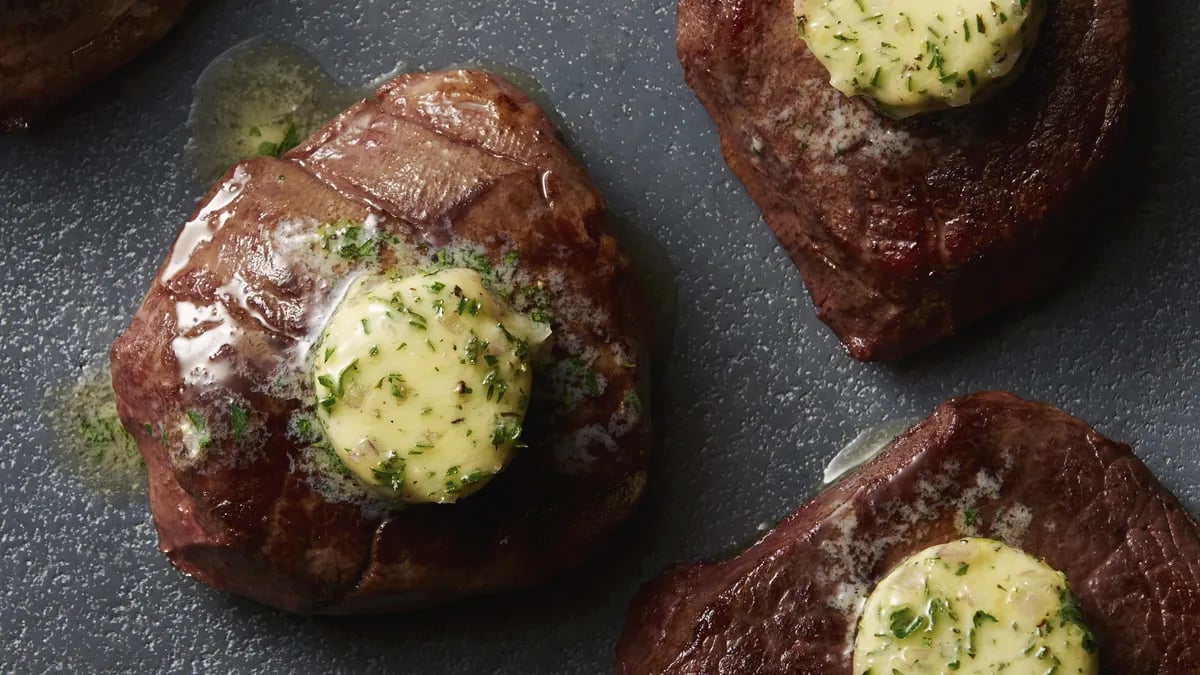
[312,268,550,504]
[854,538,1098,674]
[796,0,1044,118]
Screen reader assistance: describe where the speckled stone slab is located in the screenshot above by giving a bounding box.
[1,1,1196,672]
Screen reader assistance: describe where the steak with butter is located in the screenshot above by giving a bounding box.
[617,392,1200,674]
[110,70,652,613]
[1,0,193,127]
[677,0,1130,360]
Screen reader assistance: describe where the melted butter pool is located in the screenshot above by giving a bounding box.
[824,418,918,484]
[187,43,573,185]
[45,359,144,494]
[186,37,363,186]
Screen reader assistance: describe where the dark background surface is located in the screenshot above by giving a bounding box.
[1,1,1195,672]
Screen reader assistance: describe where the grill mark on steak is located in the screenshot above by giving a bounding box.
[291,107,531,234]
[111,70,652,612]
[677,0,1130,360]
[616,392,1200,674]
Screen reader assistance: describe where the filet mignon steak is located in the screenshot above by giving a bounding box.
[110,70,652,613]
[617,392,1200,674]
[676,0,1130,360]
[0,0,193,127]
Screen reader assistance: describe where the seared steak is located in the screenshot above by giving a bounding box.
[677,0,1130,360]
[617,392,1200,674]
[0,0,192,127]
[110,70,652,613]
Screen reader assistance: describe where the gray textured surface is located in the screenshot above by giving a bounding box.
[1,1,1196,673]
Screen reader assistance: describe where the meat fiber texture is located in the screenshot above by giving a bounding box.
[110,70,652,613]
[618,392,1200,674]
[677,0,1130,360]
[0,0,193,127]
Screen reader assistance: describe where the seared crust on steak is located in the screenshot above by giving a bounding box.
[110,70,651,613]
[677,0,1130,360]
[0,0,192,127]
[617,392,1200,674]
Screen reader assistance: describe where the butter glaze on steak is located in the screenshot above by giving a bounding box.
[110,70,651,613]
[0,0,192,127]
[677,0,1130,360]
[617,392,1200,674]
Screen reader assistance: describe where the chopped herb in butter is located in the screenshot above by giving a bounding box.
[854,538,1098,674]
[796,0,1044,118]
[311,268,550,503]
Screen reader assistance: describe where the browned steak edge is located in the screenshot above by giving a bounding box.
[0,1,194,127]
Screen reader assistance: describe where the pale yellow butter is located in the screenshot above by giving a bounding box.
[312,268,550,504]
[797,0,1044,118]
[854,538,1098,674]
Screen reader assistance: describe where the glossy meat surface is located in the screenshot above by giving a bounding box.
[0,0,192,126]
[677,0,1130,360]
[618,392,1200,674]
[110,70,651,612]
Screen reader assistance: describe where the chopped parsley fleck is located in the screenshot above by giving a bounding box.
[185,409,211,448]
[491,415,523,447]
[371,454,406,493]
[316,360,359,412]
[570,359,602,396]
[456,296,481,316]
[278,122,301,154]
[78,417,121,446]
[377,373,406,399]
[319,220,397,261]
[460,470,494,486]
[318,395,336,413]
[889,607,927,639]
[623,390,643,412]
[293,414,322,444]
[464,335,488,365]
[338,360,359,393]
[255,122,301,158]
[1059,589,1098,653]
[963,506,981,526]
[967,610,998,657]
[497,323,530,362]
[229,401,249,441]
[482,367,508,403]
